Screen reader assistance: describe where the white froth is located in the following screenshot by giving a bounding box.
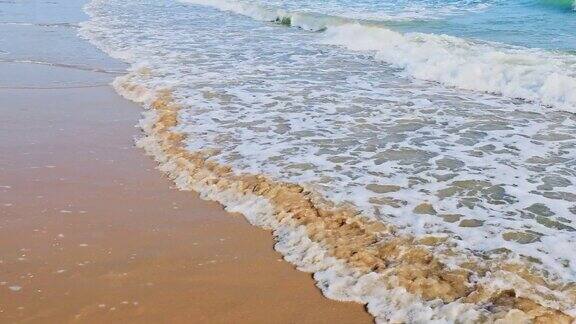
[322,24,576,113]
[183,0,576,113]
[80,0,576,320]
[133,104,485,323]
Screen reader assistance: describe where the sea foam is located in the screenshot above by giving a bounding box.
[80,0,576,321]
[183,0,576,113]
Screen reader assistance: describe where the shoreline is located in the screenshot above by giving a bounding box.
[0,0,372,322]
[81,0,576,320]
[113,66,575,323]
[2,0,575,321]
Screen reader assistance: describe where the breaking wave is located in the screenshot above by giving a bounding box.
[183,0,576,113]
[80,0,576,321]
[539,0,576,10]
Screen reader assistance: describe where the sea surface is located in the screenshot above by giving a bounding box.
[80,0,576,321]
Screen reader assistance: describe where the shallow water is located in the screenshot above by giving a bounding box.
[80,0,576,320]
[256,0,576,50]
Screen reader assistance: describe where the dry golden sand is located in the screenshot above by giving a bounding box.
[0,65,371,323]
[118,69,575,322]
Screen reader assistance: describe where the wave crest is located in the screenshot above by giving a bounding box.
[182,0,576,113]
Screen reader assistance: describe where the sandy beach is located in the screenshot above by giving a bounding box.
[4,0,576,321]
[0,0,371,322]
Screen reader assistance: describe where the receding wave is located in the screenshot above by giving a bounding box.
[183,0,576,113]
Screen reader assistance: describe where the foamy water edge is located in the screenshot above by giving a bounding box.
[111,69,576,322]
[79,0,576,322]
[182,0,576,114]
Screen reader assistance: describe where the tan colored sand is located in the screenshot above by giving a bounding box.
[0,67,372,323]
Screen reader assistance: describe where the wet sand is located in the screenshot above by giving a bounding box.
[0,3,371,322]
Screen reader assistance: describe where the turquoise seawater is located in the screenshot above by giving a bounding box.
[258,0,576,50]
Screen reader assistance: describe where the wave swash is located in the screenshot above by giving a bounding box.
[80,0,576,322]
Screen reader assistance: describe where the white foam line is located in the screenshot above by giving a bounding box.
[182,0,576,113]
[132,100,483,323]
[79,0,576,320]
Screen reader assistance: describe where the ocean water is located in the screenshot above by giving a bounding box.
[80,0,576,321]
